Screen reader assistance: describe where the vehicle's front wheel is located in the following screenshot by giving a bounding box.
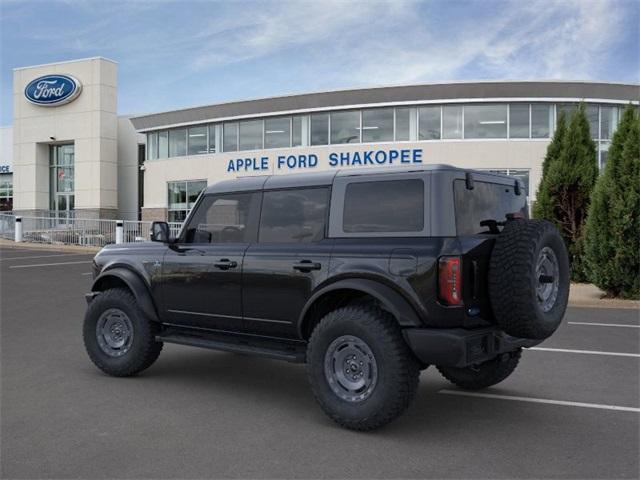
[83,288,163,377]
[306,305,420,431]
[437,349,521,390]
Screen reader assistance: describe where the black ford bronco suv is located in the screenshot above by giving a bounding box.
[83,165,569,430]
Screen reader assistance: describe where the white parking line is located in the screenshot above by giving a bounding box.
[1,253,92,261]
[529,347,640,358]
[568,321,640,329]
[438,390,640,413]
[9,261,92,269]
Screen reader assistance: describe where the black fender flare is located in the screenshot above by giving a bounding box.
[91,267,159,322]
[297,278,422,337]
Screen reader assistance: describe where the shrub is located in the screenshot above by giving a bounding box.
[533,112,567,220]
[534,104,598,281]
[584,106,640,298]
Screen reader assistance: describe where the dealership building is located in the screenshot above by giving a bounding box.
[4,57,638,221]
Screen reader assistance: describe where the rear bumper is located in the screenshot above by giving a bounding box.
[402,327,541,368]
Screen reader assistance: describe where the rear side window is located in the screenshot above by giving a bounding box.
[343,179,424,233]
[259,188,329,243]
[454,180,526,235]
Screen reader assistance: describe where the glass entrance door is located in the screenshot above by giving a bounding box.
[50,144,75,221]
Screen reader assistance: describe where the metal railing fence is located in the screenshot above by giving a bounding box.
[0,213,15,240]
[1,214,184,248]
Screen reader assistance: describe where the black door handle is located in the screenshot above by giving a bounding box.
[214,259,238,270]
[293,260,321,272]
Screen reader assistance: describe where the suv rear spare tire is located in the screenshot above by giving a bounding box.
[489,219,569,340]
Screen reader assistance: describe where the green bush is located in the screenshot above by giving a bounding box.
[534,104,598,281]
[584,106,640,298]
[533,112,567,220]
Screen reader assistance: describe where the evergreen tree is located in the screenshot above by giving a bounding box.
[538,104,598,281]
[584,106,640,298]
[533,111,567,220]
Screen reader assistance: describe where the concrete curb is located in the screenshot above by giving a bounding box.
[0,238,100,254]
[568,283,639,310]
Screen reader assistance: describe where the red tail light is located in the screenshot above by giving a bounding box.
[438,256,462,306]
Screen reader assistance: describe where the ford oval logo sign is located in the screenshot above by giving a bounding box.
[24,74,82,106]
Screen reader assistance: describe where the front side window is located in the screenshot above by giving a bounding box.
[509,104,529,138]
[343,179,424,233]
[362,108,393,143]
[223,122,238,152]
[259,188,329,243]
[419,106,441,140]
[464,104,507,139]
[442,106,463,139]
[265,117,291,149]
[187,126,208,155]
[330,111,360,144]
[239,120,263,150]
[167,180,207,223]
[169,128,187,157]
[183,192,260,244]
[310,113,329,145]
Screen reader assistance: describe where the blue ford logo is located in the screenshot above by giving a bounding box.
[24,74,82,106]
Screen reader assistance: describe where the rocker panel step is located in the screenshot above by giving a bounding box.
[156,328,307,363]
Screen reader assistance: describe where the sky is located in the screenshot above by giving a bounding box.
[0,0,638,126]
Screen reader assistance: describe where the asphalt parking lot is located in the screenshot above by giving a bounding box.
[1,244,638,479]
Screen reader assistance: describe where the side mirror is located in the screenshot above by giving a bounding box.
[150,221,170,243]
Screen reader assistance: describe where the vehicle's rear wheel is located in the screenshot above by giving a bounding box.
[489,219,570,339]
[437,349,521,390]
[306,305,420,431]
[83,288,163,377]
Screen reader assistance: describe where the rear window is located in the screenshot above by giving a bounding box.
[343,179,424,233]
[454,179,526,235]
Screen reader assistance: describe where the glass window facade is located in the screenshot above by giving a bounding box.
[169,128,187,157]
[49,144,75,218]
[265,117,291,149]
[167,180,207,223]
[310,113,329,145]
[0,173,13,211]
[509,104,529,138]
[187,126,208,156]
[395,107,411,141]
[464,104,507,139]
[442,105,463,139]
[239,120,263,151]
[142,102,624,172]
[419,106,441,140]
[531,104,552,138]
[362,108,393,143]
[158,131,168,159]
[223,122,238,152]
[330,110,360,144]
[292,116,303,147]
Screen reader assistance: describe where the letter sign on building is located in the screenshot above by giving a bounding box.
[24,74,82,106]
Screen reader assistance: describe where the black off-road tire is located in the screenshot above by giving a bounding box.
[83,288,163,377]
[306,305,420,431]
[489,219,570,340]
[437,349,521,390]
